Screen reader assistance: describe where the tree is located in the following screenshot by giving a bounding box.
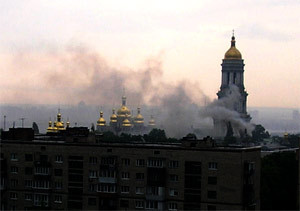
[251,124,270,142]
[147,129,167,142]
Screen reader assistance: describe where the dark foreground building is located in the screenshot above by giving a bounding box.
[0,128,260,210]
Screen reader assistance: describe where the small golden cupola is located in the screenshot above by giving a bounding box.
[224,34,242,60]
[122,114,132,127]
[134,107,144,124]
[66,118,70,128]
[148,115,156,126]
[55,109,65,131]
[97,111,106,126]
[110,108,117,123]
[47,119,53,133]
[117,95,131,117]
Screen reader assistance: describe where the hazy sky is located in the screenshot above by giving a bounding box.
[0,0,299,108]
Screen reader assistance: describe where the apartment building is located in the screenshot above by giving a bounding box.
[0,128,260,210]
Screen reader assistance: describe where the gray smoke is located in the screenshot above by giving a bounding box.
[199,85,254,137]
[2,45,253,138]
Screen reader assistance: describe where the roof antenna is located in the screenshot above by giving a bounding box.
[232,29,235,37]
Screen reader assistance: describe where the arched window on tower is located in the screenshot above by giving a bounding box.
[233,73,236,84]
[227,72,230,85]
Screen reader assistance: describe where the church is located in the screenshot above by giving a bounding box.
[215,33,251,136]
[96,95,156,135]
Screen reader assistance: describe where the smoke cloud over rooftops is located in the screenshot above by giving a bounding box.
[1,46,253,138]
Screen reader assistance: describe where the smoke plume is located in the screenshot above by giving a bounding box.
[199,85,254,137]
[1,45,253,138]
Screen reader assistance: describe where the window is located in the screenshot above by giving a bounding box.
[10,192,18,200]
[146,186,158,195]
[25,167,33,175]
[101,157,115,165]
[24,194,32,201]
[121,186,130,193]
[88,197,96,206]
[54,195,62,203]
[97,184,116,193]
[148,159,164,167]
[25,180,33,188]
[89,184,96,192]
[11,153,18,161]
[55,155,63,163]
[55,181,63,189]
[208,162,218,170]
[89,157,97,164]
[25,154,33,161]
[10,179,18,187]
[170,174,179,182]
[99,170,115,178]
[168,202,178,210]
[120,200,129,208]
[34,194,49,207]
[146,200,158,209]
[35,167,49,175]
[169,188,178,196]
[208,176,217,185]
[207,190,217,199]
[33,181,50,189]
[121,172,130,179]
[135,200,144,208]
[136,187,144,194]
[136,173,144,180]
[54,169,63,176]
[169,160,179,168]
[11,166,18,174]
[122,158,130,166]
[136,159,145,167]
[89,170,97,178]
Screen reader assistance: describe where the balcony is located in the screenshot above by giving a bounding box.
[99,177,117,183]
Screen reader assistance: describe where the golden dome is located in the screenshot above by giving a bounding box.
[117,95,131,117]
[117,106,131,117]
[148,115,156,126]
[110,108,117,123]
[47,120,53,132]
[56,121,65,130]
[122,114,132,127]
[224,36,242,60]
[134,107,144,124]
[97,111,106,126]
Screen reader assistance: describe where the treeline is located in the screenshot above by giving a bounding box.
[98,129,179,143]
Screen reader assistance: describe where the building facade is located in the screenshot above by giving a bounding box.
[1,130,260,210]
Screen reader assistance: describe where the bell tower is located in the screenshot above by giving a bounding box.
[217,33,251,122]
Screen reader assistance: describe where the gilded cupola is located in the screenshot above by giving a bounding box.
[110,108,117,123]
[224,35,242,60]
[97,111,106,126]
[47,119,53,132]
[134,107,144,124]
[117,95,131,117]
[55,109,65,130]
[148,115,156,126]
[122,114,132,127]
